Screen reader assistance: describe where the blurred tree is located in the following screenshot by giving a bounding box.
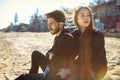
[35,8,39,16]
[60,6,71,13]
[29,15,34,24]
[14,12,18,25]
[29,8,41,24]
[94,0,106,5]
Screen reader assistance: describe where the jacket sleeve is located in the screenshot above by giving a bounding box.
[46,37,56,60]
[52,33,77,68]
[92,32,107,79]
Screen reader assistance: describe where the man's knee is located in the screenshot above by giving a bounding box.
[32,51,43,58]
[31,51,45,60]
[15,73,44,80]
[32,51,40,57]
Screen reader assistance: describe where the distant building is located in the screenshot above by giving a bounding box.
[29,15,48,32]
[19,23,29,32]
[91,0,120,32]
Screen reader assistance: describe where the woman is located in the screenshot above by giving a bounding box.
[70,6,107,80]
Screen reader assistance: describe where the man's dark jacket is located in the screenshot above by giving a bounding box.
[45,29,77,80]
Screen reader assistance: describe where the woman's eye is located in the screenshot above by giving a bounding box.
[80,15,84,18]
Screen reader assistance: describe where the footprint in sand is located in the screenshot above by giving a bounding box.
[0,63,7,69]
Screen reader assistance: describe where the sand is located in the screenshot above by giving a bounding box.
[0,32,120,80]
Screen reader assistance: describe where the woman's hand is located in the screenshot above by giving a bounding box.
[56,68,71,79]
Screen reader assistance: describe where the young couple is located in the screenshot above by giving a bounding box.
[15,6,107,80]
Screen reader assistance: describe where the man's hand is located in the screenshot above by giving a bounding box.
[56,68,71,79]
[48,52,54,60]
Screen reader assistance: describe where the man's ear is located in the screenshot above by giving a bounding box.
[58,22,65,27]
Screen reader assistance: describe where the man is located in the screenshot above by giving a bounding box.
[29,10,77,80]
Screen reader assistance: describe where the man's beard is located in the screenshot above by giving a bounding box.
[50,27,60,35]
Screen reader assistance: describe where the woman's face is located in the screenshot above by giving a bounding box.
[77,8,91,28]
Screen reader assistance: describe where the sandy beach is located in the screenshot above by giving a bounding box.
[0,32,120,80]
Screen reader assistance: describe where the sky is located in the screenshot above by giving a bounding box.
[0,0,93,29]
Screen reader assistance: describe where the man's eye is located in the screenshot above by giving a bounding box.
[48,23,52,25]
[81,15,84,17]
[87,15,90,17]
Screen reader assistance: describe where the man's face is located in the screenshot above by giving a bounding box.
[47,18,60,35]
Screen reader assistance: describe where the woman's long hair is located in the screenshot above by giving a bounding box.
[74,6,95,79]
